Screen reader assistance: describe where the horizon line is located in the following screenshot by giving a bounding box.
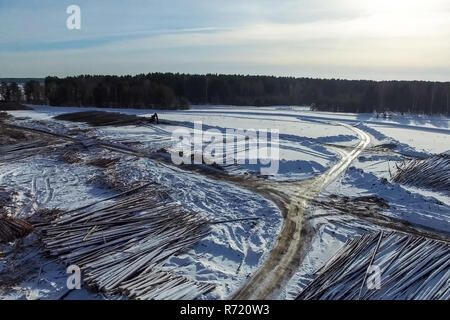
[1,72,449,84]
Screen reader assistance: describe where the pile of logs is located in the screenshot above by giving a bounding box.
[311,195,389,217]
[0,216,33,243]
[0,138,69,162]
[120,270,215,300]
[0,111,12,120]
[54,111,151,127]
[391,153,450,194]
[297,231,450,300]
[86,157,120,168]
[38,185,214,299]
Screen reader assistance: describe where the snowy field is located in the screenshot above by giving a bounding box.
[1,105,449,300]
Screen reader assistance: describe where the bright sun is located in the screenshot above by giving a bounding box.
[352,0,447,37]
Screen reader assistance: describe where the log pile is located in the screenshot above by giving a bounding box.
[391,153,450,194]
[120,270,215,300]
[0,111,12,120]
[0,125,27,146]
[86,157,119,168]
[311,195,389,217]
[297,231,450,300]
[0,140,70,162]
[54,111,152,127]
[0,123,69,162]
[0,216,33,243]
[37,185,214,299]
[0,102,32,111]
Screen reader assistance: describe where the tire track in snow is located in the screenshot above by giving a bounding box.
[43,177,54,204]
[28,175,54,214]
[233,123,371,299]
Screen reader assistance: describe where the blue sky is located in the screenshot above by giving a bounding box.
[1,0,450,80]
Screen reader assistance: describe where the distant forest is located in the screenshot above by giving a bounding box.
[1,73,450,114]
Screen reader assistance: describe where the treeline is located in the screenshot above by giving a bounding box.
[0,80,45,104]
[44,75,189,109]
[0,82,23,103]
[147,74,450,115]
[3,73,450,114]
[311,80,450,115]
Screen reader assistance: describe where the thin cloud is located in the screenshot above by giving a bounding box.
[0,0,449,80]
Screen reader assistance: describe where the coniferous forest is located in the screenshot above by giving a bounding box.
[2,73,450,114]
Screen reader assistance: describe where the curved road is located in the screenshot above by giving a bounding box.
[234,123,371,299]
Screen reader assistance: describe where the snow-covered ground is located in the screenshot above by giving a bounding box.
[1,105,449,300]
[367,125,449,154]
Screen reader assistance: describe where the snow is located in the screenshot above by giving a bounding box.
[367,124,449,154]
[0,156,115,217]
[1,105,449,300]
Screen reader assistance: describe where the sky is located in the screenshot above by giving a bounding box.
[1,0,450,81]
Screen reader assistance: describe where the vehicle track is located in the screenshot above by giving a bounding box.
[233,123,370,299]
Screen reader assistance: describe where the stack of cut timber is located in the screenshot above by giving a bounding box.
[53,111,150,127]
[297,231,450,300]
[392,153,450,194]
[38,185,213,300]
[120,270,215,300]
[0,139,68,162]
[0,216,33,243]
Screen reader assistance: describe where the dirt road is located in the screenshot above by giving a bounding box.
[233,123,371,299]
